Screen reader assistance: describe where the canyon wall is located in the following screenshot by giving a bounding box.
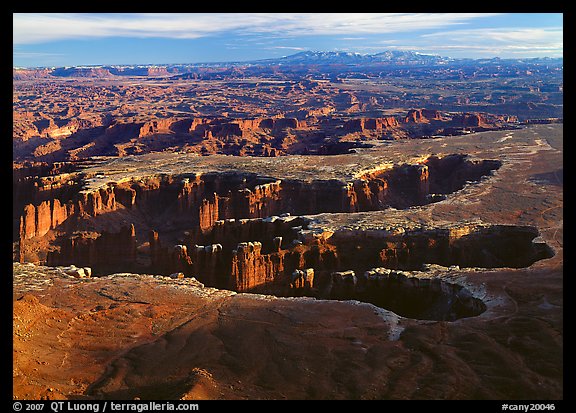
[16,160,552,305]
[19,186,118,240]
[14,109,522,162]
[146,218,552,299]
[343,116,399,132]
[137,116,305,140]
[16,155,510,287]
[15,157,471,251]
[404,109,442,123]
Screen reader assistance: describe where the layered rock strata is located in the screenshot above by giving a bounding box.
[14,150,553,322]
[16,154,505,272]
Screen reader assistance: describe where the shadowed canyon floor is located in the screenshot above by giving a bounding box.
[13,124,563,400]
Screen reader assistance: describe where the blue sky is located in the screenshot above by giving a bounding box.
[13,13,563,67]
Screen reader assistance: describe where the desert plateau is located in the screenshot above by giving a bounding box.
[13,45,563,400]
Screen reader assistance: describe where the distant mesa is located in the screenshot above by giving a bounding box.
[52,67,115,78]
[405,109,442,123]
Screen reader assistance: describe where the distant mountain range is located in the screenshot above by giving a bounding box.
[253,50,454,65]
[252,50,563,67]
[13,50,563,78]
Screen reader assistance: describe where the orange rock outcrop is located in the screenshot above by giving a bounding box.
[343,117,399,132]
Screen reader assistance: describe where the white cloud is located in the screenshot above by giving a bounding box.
[420,27,563,56]
[14,13,562,59]
[13,13,502,44]
[422,27,562,42]
[268,46,307,51]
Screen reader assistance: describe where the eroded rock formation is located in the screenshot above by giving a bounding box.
[404,109,442,123]
[13,149,554,324]
[12,61,563,401]
[343,117,399,132]
[13,107,521,162]
[15,154,504,269]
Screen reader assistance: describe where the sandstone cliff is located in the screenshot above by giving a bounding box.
[13,108,521,162]
[404,109,442,123]
[343,117,399,132]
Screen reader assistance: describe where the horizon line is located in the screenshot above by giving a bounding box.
[12,49,564,70]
